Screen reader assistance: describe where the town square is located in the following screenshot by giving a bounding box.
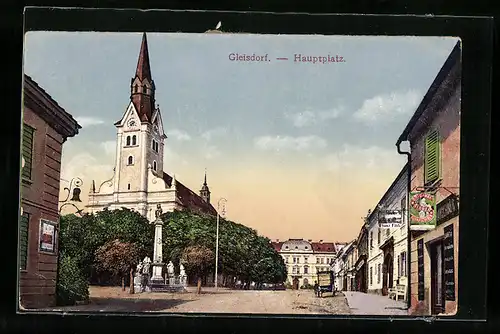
[19,31,460,316]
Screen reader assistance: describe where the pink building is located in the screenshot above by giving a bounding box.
[396,41,461,316]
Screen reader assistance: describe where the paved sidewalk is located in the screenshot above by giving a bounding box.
[343,291,408,316]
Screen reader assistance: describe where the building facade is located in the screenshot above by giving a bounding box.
[20,75,81,308]
[332,240,355,291]
[271,239,336,289]
[85,33,216,220]
[397,41,461,316]
[354,219,369,293]
[366,163,409,297]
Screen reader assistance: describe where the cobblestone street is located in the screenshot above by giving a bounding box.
[43,286,351,314]
[343,291,408,316]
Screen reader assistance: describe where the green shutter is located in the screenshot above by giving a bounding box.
[19,213,29,270]
[21,124,34,180]
[424,130,441,184]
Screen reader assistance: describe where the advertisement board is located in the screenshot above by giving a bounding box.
[409,192,436,230]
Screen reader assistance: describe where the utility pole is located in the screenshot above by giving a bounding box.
[215,198,227,289]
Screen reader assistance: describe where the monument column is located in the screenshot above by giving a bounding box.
[150,204,164,283]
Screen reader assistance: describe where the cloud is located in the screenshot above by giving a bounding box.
[75,116,105,127]
[201,127,227,141]
[254,135,327,152]
[204,145,221,160]
[285,107,343,127]
[324,144,406,172]
[163,146,188,168]
[352,90,421,123]
[100,140,116,156]
[60,152,114,189]
[168,129,191,141]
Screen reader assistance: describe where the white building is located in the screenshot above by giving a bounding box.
[85,33,217,220]
[271,239,338,289]
[332,240,352,291]
[366,163,409,297]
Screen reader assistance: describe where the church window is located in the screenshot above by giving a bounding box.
[127,155,134,165]
[143,85,147,94]
[127,183,131,190]
[153,161,157,171]
[132,135,137,145]
[133,85,138,93]
[126,136,131,146]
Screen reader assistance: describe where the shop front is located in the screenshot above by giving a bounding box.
[354,255,367,292]
[379,236,395,296]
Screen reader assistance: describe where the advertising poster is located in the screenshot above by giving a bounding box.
[39,220,56,253]
[409,192,436,230]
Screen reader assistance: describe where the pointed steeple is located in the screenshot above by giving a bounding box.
[135,32,152,81]
[130,32,156,123]
[199,169,211,204]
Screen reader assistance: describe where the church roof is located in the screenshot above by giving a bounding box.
[135,33,152,81]
[162,172,217,216]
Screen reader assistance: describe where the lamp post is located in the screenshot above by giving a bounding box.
[59,177,84,216]
[215,197,227,289]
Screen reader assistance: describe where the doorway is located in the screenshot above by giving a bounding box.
[431,239,445,314]
[292,277,299,290]
[382,253,393,296]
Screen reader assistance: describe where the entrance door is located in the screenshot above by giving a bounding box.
[382,253,393,296]
[292,277,299,290]
[431,240,445,314]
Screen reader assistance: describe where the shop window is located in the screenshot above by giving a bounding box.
[21,124,34,180]
[424,129,441,185]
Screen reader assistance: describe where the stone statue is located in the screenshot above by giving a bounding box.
[136,260,143,274]
[142,256,151,275]
[179,263,186,277]
[167,261,175,277]
[155,204,163,219]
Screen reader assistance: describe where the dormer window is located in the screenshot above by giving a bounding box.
[143,85,147,94]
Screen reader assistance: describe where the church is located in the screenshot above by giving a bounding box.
[86,33,217,221]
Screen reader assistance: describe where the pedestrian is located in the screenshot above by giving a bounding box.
[314,281,319,297]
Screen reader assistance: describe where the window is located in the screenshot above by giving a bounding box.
[21,124,34,180]
[152,140,159,153]
[424,129,441,185]
[126,136,131,146]
[127,156,134,165]
[398,255,401,277]
[304,266,309,274]
[369,266,373,285]
[320,258,324,264]
[19,212,29,270]
[153,161,157,171]
[370,232,373,248]
[132,135,137,145]
[401,251,407,276]
[143,85,147,94]
[293,257,297,264]
[304,257,308,263]
[133,85,138,93]
[377,263,381,284]
[317,258,320,264]
[286,256,289,263]
[377,229,381,245]
[127,183,131,190]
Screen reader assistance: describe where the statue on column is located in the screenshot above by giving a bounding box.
[155,204,163,219]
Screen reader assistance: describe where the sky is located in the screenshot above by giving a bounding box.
[23,31,459,243]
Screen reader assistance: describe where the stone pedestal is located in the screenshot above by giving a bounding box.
[151,216,164,282]
[133,274,142,293]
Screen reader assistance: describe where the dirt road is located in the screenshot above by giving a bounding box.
[44,286,351,314]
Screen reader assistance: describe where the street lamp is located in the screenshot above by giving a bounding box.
[59,177,84,216]
[215,197,227,289]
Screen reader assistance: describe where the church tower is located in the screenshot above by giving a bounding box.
[112,32,166,209]
[199,170,211,204]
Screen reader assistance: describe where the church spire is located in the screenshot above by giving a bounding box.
[130,32,155,123]
[200,169,211,204]
[135,32,152,81]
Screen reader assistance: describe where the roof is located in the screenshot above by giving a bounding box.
[311,242,336,253]
[271,239,337,253]
[23,74,81,140]
[161,172,217,216]
[396,40,461,145]
[130,33,155,123]
[270,241,283,252]
[135,33,152,81]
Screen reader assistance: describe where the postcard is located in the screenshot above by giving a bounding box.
[19,29,461,316]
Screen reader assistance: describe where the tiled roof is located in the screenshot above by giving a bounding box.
[270,241,283,252]
[162,172,217,216]
[311,242,336,253]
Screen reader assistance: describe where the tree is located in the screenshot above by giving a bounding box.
[94,239,141,293]
[180,245,214,294]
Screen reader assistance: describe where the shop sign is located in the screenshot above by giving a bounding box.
[437,194,459,226]
[355,259,365,271]
[378,210,402,228]
[410,192,436,230]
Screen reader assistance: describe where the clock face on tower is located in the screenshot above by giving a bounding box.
[127,119,136,128]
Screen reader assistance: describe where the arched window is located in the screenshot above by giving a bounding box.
[126,136,131,146]
[127,183,131,190]
[143,85,147,94]
[132,135,137,145]
[153,161,157,171]
[127,156,134,165]
[133,85,138,93]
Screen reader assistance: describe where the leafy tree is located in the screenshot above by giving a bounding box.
[56,253,89,306]
[180,244,214,294]
[94,239,141,293]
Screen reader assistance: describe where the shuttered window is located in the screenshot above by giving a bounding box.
[398,255,401,276]
[21,124,35,180]
[424,130,441,185]
[19,213,30,270]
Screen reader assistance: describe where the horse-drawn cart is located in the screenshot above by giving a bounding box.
[316,270,335,297]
